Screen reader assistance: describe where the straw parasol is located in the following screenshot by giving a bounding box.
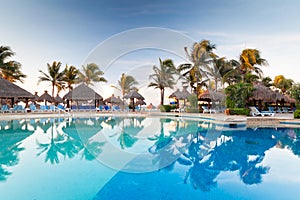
[124,90,145,111]
[104,94,122,105]
[181,86,191,99]
[124,90,145,100]
[198,90,225,102]
[54,94,65,104]
[250,83,274,102]
[169,89,185,100]
[38,91,55,105]
[135,99,146,106]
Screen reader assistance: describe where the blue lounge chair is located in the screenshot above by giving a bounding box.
[1,105,12,113]
[30,104,39,112]
[112,105,120,111]
[104,105,111,111]
[12,105,25,113]
[40,105,50,112]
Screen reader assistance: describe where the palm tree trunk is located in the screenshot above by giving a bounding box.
[52,83,55,97]
[160,88,164,105]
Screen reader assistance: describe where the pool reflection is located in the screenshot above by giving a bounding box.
[1,117,300,195]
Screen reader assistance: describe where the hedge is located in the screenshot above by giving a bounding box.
[228,108,250,116]
[294,110,300,119]
[160,105,176,112]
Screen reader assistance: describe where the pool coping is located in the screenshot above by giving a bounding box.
[0,111,299,128]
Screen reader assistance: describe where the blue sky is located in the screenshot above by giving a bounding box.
[1,0,300,104]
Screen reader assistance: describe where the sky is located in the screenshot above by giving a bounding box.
[1,0,300,105]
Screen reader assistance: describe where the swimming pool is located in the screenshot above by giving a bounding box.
[0,116,300,199]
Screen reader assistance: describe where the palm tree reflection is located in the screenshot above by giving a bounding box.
[0,120,34,181]
[36,117,106,164]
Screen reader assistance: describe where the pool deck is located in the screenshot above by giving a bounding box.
[0,111,299,128]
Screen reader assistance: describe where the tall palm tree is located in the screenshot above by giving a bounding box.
[148,58,177,105]
[178,40,216,94]
[77,63,107,86]
[0,46,26,82]
[63,65,79,91]
[112,73,138,96]
[273,75,293,94]
[38,61,65,97]
[239,49,268,81]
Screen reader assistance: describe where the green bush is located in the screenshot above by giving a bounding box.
[160,105,176,112]
[229,108,250,115]
[185,107,200,113]
[294,110,300,119]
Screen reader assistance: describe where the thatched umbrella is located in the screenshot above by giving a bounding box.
[124,90,145,111]
[250,83,274,102]
[169,89,185,100]
[54,94,65,104]
[38,91,54,105]
[198,90,225,102]
[104,94,122,105]
[135,99,146,106]
[0,78,34,106]
[181,86,191,99]
[63,83,103,108]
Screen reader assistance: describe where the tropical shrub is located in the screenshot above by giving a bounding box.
[228,108,250,115]
[225,83,254,108]
[185,107,199,113]
[294,110,300,119]
[160,105,176,112]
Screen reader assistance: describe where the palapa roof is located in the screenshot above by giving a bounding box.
[135,99,146,105]
[63,83,103,101]
[250,83,296,103]
[198,90,225,101]
[124,90,145,100]
[104,94,122,104]
[169,89,185,100]
[38,91,54,102]
[0,78,34,99]
[181,86,191,99]
[54,94,65,103]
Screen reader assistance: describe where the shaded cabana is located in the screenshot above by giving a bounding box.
[169,89,186,108]
[198,90,225,102]
[38,91,54,105]
[63,83,103,109]
[198,90,226,109]
[124,90,145,111]
[0,78,34,107]
[250,83,296,109]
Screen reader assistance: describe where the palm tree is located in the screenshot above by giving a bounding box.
[63,65,79,91]
[0,46,26,82]
[261,76,273,88]
[148,58,177,105]
[38,61,65,97]
[178,40,216,94]
[273,75,294,94]
[239,49,268,81]
[112,73,138,96]
[77,63,107,86]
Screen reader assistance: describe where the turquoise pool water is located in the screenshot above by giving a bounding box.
[0,117,300,199]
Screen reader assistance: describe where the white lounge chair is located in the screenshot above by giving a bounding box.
[250,106,274,117]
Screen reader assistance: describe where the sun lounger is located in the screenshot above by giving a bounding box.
[112,105,121,111]
[12,105,25,113]
[250,106,274,117]
[1,105,12,113]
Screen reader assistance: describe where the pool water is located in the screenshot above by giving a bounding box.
[0,117,300,200]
